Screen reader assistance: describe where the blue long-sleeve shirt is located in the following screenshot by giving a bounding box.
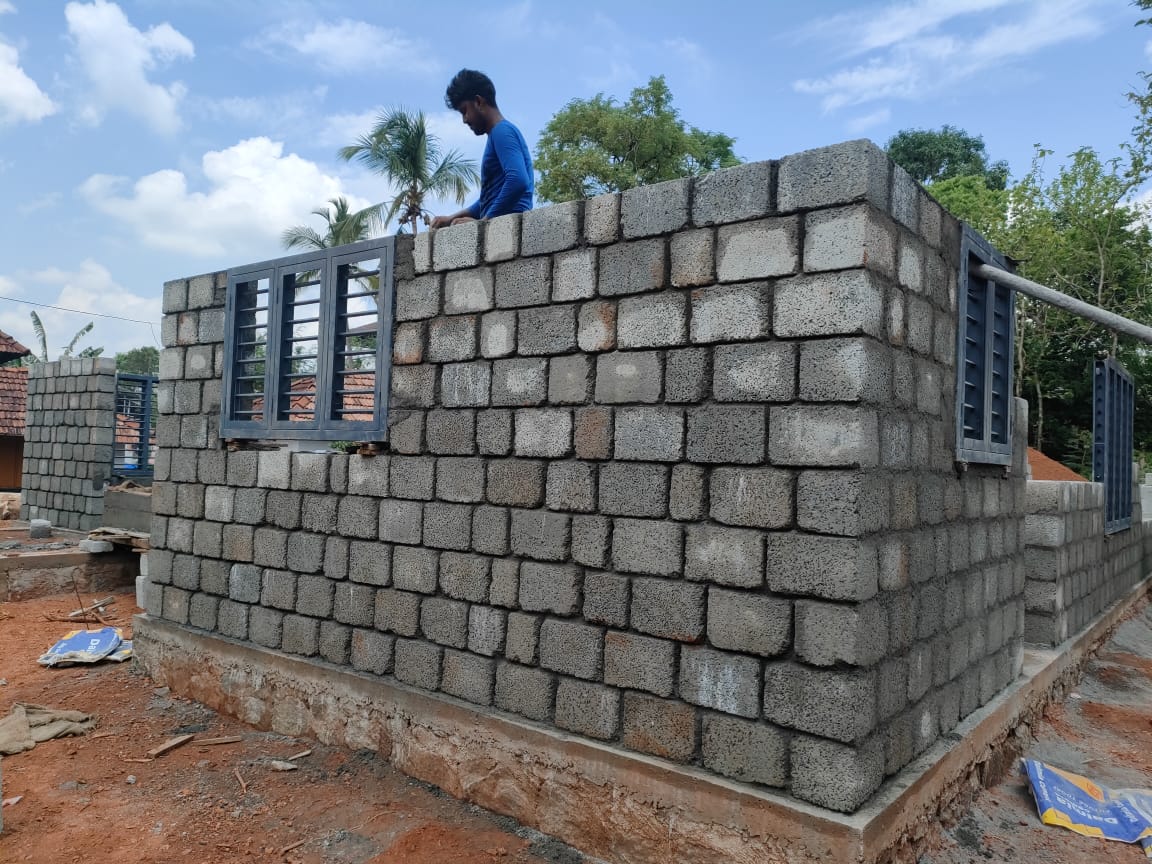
[467,119,534,219]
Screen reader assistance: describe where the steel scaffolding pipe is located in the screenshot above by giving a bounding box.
[972,263,1152,346]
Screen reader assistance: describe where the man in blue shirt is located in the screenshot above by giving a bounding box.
[430,69,534,229]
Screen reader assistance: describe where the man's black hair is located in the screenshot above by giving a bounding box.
[445,69,497,110]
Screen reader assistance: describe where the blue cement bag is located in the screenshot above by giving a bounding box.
[37,627,126,667]
[1024,758,1152,858]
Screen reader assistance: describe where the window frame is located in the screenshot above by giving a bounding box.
[954,225,1015,466]
[220,237,395,442]
[1093,355,1134,535]
[113,372,158,479]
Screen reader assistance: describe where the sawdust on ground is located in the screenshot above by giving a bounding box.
[0,592,587,864]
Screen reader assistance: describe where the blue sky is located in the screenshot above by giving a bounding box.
[0,0,1147,356]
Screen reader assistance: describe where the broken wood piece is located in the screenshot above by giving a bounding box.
[122,757,153,764]
[197,736,243,746]
[68,596,116,618]
[146,733,195,758]
[91,731,116,739]
[268,760,298,771]
[287,749,312,761]
[234,767,248,795]
[2,795,23,807]
[280,839,307,856]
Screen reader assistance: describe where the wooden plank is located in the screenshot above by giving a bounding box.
[197,736,243,746]
[146,733,196,758]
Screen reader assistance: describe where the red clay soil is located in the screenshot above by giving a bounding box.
[1027,447,1089,482]
[0,592,584,864]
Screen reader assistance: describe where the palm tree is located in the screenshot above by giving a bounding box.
[281,196,382,251]
[28,312,101,363]
[338,108,479,235]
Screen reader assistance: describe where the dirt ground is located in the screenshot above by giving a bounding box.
[1,590,1150,864]
[0,592,588,864]
[926,600,1152,863]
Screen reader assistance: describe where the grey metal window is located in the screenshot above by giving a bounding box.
[1093,356,1134,534]
[114,373,157,478]
[220,237,395,441]
[955,225,1014,465]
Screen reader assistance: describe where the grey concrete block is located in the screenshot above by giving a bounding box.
[703,714,788,788]
[571,514,610,568]
[790,734,884,813]
[717,217,799,282]
[555,679,620,740]
[582,571,630,627]
[432,220,481,270]
[393,321,425,365]
[617,292,687,350]
[613,517,681,575]
[217,600,249,640]
[487,459,545,507]
[518,562,580,615]
[891,163,920,231]
[374,588,421,636]
[395,274,440,321]
[485,213,520,262]
[428,315,478,363]
[577,299,616,352]
[425,410,475,456]
[282,614,319,656]
[392,545,439,594]
[539,618,603,680]
[318,620,350,665]
[709,467,793,529]
[468,604,506,656]
[804,204,895,276]
[161,586,191,624]
[444,268,494,314]
[504,610,539,663]
[712,342,795,403]
[492,357,547,407]
[546,461,596,512]
[477,409,513,455]
[349,628,394,675]
[257,449,291,490]
[774,271,885,339]
[422,501,472,550]
[693,160,773,226]
[795,599,887,667]
[517,304,577,356]
[295,574,335,618]
[439,551,490,602]
[621,692,698,762]
[436,456,485,503]
[495,660,556,721]
[522,200,580,256]
[188,593,219,631]
[548,354,592,404]
[631,577,704,641]
[79,539,114,554]
[290,452,329,493]
[622,177,690,238]
[769,405,880,467]
[389,456,435,501]
[261,568,297,611]
[510,509,570,561]
[598,238,666,296]
[420,596,469,648]
[679,646,761,717]
[669,464,706,521]
[777,139,889,213]
[594,351,662,404]
[440,361,491,408]
[171,554,200,591]
[765,662,877,743]
[480,310,517,359]
[229,563,262,603]
[685,525,764,588]
[670,228,715,288]
[286,531,324,574]
[391,365,436,407]
[393,638,441,690]
[441,649,495,706]
[686,405,765,465]
[599,462,669,517]
[799,337,891,403]
[348,539,391,586]
[227,451,259,487]
[514,408,572,457]
[663,348,709,404]
[766,533,878,601]
[604,630,676,696]
[584,192,620,245]
[378,499,422,545]
[248,605,283,648]
[689,283,771,343]
[495,256,551,308]
[553,248,597,302]
[337,496,379,539]
[797,470,889,537]
[613,407,684,462]
[263,490,301,530]
[253,527,288,569]
[708,587,792,656]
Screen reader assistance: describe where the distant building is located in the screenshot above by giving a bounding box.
[0,331,32,490]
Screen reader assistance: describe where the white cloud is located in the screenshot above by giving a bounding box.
[260,18,436,76]
[78,137,375,260]
[1146,39,1152,62]
[65,0,194,134]
[0,260,161,357]
[17,191,61,214]
[0,3,14,15]
[663,37,711,79]
[0,40,57,125]
[794,0,1103,113]
[847,107,892,133]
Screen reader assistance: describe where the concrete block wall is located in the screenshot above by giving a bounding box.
[21,358,118,531]
[1024,469,1148,646]
[145,139,1029,815]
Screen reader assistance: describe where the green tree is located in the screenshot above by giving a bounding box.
[885,125,1009,190]
[26,312,102,363]
[534,75,740,203]
[115,346,159,374]
[339,108,478,235]
[281,196,382,251]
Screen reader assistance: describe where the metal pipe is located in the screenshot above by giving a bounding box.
[973,263,1152,346]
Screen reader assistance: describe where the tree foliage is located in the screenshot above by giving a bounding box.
[115,346,159,374]
[281,197,381,251]
[534,76,740,203]
[26,312,102,363]
[339,108,478,235]
[886,125,1009,190]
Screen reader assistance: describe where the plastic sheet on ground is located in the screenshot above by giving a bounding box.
[37,627,131,667]
[1024,758,1152,858]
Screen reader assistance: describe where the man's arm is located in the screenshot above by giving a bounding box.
[429,206,477,230]
[483,124,530,218]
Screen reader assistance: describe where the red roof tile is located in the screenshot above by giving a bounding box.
[0,367,28,437]
[0,331,31,362]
